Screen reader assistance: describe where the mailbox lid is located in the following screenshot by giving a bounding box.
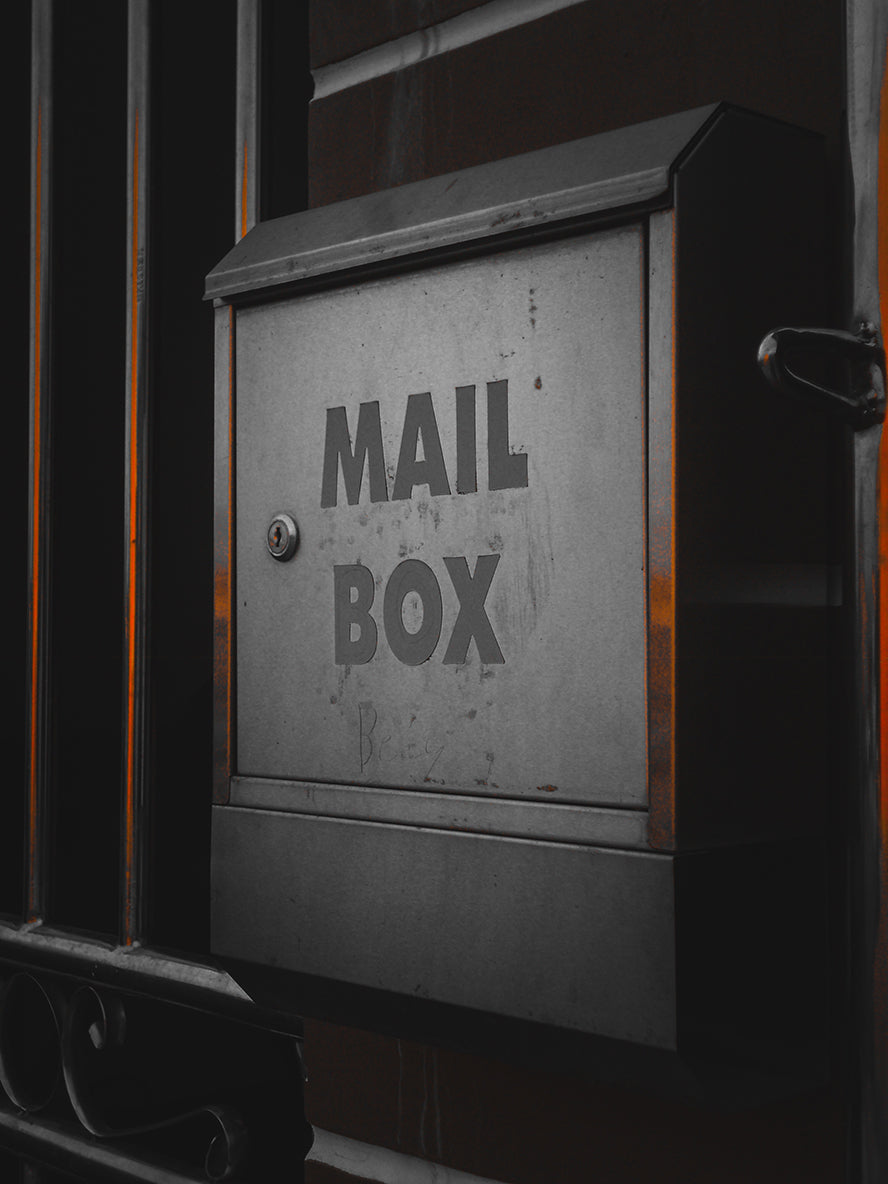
[205,104,720,302]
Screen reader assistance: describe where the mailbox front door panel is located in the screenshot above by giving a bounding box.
[236,226,647,805]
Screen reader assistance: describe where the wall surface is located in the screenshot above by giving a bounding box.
[308,0,844,210]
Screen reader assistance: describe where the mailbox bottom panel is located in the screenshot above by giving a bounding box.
[211,806,678,1048]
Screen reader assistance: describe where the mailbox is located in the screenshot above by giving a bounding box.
[207,105,832,1082]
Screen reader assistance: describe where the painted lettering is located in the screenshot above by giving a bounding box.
[487,379,528,491]
[334,556,503,666]
[383,560,443,666]
[333,564,378,664]
[455,385,477,494]
[321,402,389,508]
[321,380,526,506]
[442,555,504,664]
[324,382,521,667]
[392,392,451,500]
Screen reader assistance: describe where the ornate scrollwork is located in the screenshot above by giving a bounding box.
[0,976,254,1180]
[61,986,249,1180]
[0,974,63,1113]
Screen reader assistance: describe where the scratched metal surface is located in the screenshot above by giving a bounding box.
[235,225,647,805]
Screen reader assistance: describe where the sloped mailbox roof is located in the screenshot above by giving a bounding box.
[205,104,722,302]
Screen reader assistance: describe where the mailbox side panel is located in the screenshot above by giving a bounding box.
[671,110,833,849]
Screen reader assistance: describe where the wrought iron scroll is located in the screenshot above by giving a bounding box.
[0,971,306,1180]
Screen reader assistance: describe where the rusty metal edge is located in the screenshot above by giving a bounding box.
[213,305,235,808]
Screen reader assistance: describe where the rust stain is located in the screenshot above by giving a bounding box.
[214,306,235,805]
[490,209,522,228]
[537,784,557,793]
[647,212,677,851]
[28,103,43,921]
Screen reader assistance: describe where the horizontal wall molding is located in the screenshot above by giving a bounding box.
[307,1127,511,1184]
[312,0,589,101]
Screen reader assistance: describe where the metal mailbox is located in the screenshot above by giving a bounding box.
[207,105,832,1079]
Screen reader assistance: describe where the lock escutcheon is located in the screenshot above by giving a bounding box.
[266,513,299,561]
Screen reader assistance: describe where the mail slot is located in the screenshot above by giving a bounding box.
[207,105,832,1080]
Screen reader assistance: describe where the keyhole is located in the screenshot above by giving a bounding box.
[267,513,298,561]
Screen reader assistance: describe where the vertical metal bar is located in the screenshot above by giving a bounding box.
[846,0,888,1177]
[236,0,261,240]
[26,0,53,925]
[122,0,151,947]
[850,426,885,1179]
[218,0,260,801]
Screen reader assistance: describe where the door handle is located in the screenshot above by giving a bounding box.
[757,322,886,430]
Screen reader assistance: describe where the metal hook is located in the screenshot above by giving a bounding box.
[757,323,885,430]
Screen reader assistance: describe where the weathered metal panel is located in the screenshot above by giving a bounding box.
[235,226,647,805]
[211,806,677,1046]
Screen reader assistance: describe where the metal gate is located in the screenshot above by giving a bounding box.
[3,3,311,1179]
